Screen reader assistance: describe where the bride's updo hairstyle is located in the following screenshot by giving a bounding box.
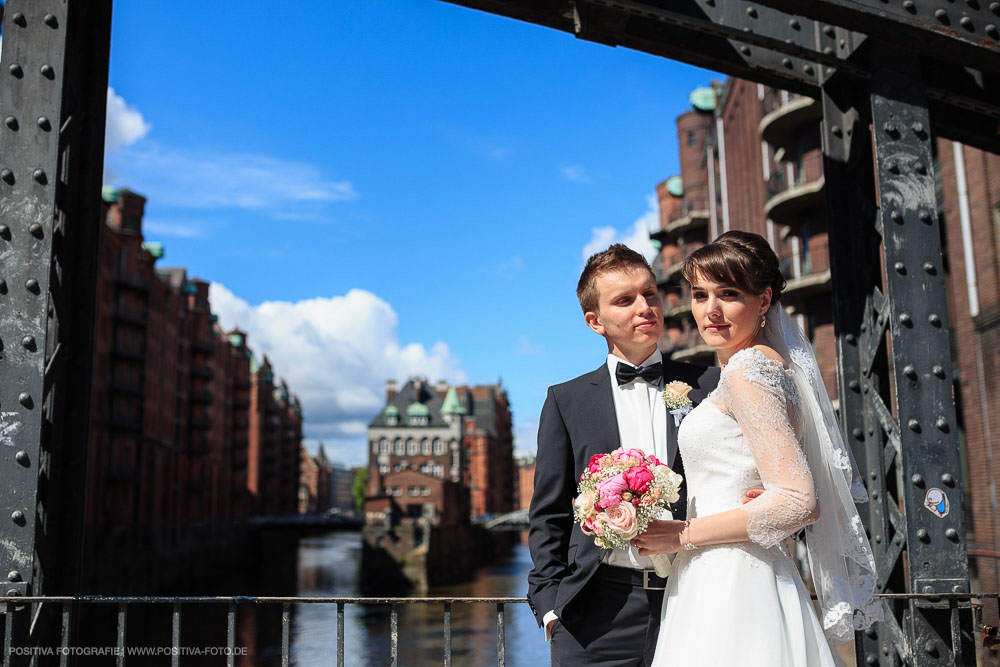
[681,230,785,303]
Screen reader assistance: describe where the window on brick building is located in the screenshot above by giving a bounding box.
[432,438,444,455]
[393,438,403,455]
[420,438,430,455]
[421,487,430,497]
[379,438,388,454]
[687,131,695,146]
[408,487,419,496]
[378,463,388,475]
[406,438,417,455]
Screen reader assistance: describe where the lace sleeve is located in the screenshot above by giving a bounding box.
[719,350,818,548]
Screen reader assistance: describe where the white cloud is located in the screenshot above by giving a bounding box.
[108,143,358,213]
[209,284,467,466]
[105,87,152,154]
[516,336,542,356]
[143,220,206,239]
[560,165,591,183]
[514,418,539,457]
[581,194,659,264]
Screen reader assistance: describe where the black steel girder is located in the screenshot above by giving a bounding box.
[441,0,1000,154]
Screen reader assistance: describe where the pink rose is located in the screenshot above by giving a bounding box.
[597,473,628,510]
[603,502,639,540]
[624,465,653,494]
[582,516,601,536]
[614,448,646,465]
[588,453,606,474]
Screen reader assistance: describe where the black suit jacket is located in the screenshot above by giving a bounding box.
[526,357,720,628]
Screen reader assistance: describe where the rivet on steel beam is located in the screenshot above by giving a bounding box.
[945,528,959,540]
[992,2,1000,15]
[894,261,906,274]
[941,472,955,485]
[18,392,33,408]
[899,312,912,326]
[928,313,942,326]
[789,19,800,29]
[932,364,945,377]
[923,261,937,274]
[9,64,24,79]
[935,8,948,20]
[43,14,59,29]
[0,169,14,185]
[803,65,814,76]
[10,510,25,526]
[960,15,973,29]
[986,23,999,38]
[25,279,40,294]
[903,365,917,379]
[37,117,52,132]
[908,418,920,432]
[917,528,929,541]
[865,655,877,665]
[890,210,903,224]
[781,58,792,69]
[887,160,898,173]
[883,121,898,136]
[32,169,47,185]
[831,125,843,137]
[0,225,9,239]
[936,416,949,431]
[868,427,874,436]
[4,116,18,131]
[911,473,924,486]
[862,384,869,394]
[740,45,751,56]
[904,0,918,12]
[920,210,932,224]
[952,584,963,593]
[915,161,927,174]
[845,333,856,345]
[823,25,835,37]
[872,491,880,501]
[848,379,860,392]
[746,6,758,18]
[0,280,7,294]
[895,534,904,545]
[822,46,834,55]
[6,571,20,583]
[29,223,43,239]
[12,13,26,27]
[866,628,878,639]
[14,451,29,467]
[21,335,35,351]
[5,589,18,597]
[704,0,715,5]
[870,471,877,480]
[839,39,846,49]
[873,533,881,542]
[40,65,55,80]
[852,427,863,440]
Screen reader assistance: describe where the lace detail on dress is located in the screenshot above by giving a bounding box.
[715,348,818,549]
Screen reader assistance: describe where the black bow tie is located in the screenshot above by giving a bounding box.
[615,361,663,386]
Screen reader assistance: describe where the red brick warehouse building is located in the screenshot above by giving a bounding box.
[651,81,1000,612]
[85,186,304,591]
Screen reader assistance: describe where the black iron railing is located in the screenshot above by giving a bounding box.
[1,593,998,666]
[0,596,529,667]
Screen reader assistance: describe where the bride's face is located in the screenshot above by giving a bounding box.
[690,272,770,363]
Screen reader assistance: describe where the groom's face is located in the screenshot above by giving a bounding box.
[585,268,663,362]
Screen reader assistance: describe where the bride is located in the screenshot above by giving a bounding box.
[632,231,881,666]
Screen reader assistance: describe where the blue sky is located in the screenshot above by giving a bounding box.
[104,1,719,466]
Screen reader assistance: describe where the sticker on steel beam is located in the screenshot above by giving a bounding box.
[923,487,949,518]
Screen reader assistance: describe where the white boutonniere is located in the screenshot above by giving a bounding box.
[663,380,694,427]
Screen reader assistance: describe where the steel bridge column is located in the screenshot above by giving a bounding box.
[0,0,112,612]
[824,54,976,664]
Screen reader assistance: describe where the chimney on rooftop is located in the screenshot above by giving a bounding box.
[386,380,397,401]
[435,379,448,396]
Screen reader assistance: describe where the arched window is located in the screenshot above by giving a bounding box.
[420,438,431,455]
[393,438,403,455]
[432,438,444,455]
[406,438,417,455]
[379,438,389,454]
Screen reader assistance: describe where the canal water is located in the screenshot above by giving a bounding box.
[270,531,549,666]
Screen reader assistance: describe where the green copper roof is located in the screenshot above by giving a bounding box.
[142,242,165,259]
[183,282,198,295]
[101,185,121,203]
[665,175,684,197]
[228,333,244,347]
[650,239,663,250]
[249,356,261,374]
[384,405,399,416]
[440,386,466,415]
[405,402,430,417]
[689,86,717,111]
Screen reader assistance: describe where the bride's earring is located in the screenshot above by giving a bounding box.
[760,314,766,329]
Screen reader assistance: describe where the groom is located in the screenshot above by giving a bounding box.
[527,244,720,666]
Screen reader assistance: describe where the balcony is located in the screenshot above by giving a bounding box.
[112,306,148,328]
[759,95,822,154]
[112,270,151,293]
[111,341,146,362]
[781,269,832,311]
[191,363,215,380]
[670,344,716,364]
[110,377,144,397]
[192,339,215,354]
[665,301,692,320]
[764,173,825,227]
[650,206,709,247]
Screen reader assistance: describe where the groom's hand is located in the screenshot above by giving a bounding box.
[632,520,686,556]
[742,488,764,504]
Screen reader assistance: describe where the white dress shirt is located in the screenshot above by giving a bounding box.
[543,349,671,639]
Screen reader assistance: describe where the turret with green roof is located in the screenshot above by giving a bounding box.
[440,386,466,415]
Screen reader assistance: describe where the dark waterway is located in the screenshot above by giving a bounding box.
[285,531,548,666]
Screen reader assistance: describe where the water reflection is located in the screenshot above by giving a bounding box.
[286,532,548,666]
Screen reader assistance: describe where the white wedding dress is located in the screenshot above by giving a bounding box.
[652,347,842,667]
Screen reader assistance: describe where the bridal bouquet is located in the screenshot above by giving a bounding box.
[573,448,683,576]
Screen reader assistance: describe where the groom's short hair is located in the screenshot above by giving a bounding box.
[577,244,655,314]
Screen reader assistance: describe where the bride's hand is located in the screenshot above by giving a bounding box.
[632,520,687,555]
